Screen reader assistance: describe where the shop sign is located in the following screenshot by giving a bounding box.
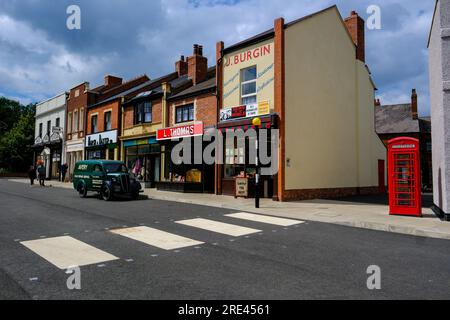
[157,122,204,141]
[86,130,118,147]
[224,44,272,68]
[52,126,62,133]
[235,177,248,198]
[220,101,271,121]
[258,101,270,116]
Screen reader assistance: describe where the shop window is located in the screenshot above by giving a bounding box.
[223,132,273,179]
[88,149,104,160]
[126,145,161,183]
[224,136,246,178]
[135,102,152,124]
[104,111,112,131]
[91,115,98,134]
[175,104,194,123]
[241,66,257,105]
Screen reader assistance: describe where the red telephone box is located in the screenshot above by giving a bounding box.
[388,137,422,217]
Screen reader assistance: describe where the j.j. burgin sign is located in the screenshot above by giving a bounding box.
[86,130,118,147]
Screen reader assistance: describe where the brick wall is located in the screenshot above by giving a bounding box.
[123,106,134,130]
[86,100,120,134]
[168,93,217,127]
[123,98,163,130]
[66,82,90,139]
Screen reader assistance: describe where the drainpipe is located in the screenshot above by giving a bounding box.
[161,82,172,181]
[120,97,125,162]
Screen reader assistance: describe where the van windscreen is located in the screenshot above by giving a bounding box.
[105,163,128,173]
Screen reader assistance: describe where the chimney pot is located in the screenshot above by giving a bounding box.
[188,44,208,85]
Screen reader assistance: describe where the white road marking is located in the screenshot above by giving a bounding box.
[110,226,203,250]
[225,212,304,226]
[20,236,118,270]
[176,218,261,237]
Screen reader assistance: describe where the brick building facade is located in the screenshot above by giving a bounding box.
[85,75,150,161]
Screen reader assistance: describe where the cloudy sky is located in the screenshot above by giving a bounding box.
[0,0,434,116]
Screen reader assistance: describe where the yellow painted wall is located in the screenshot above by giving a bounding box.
[122,123,162,138]
[356,61,387,187]
[222,39,275,109]
[284,7,385,190]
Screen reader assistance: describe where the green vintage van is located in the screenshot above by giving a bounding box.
[73,160,142,201]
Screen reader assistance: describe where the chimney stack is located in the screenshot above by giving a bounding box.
[188,44,208,85]
[411,89,418,120]
[175,55,188,77]
[374,99,381,107]
[104,75,123,88]
[344,11,365,62]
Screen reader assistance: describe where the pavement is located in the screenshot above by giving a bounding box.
[8,178,450,241]
[1,179,450,299]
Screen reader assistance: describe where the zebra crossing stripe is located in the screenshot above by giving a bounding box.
[176,218,261,237]
[225,212,304,226]
[20,236,119,269]
[110,226,203,250]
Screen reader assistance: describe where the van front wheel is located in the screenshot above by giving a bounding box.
[101,185,113,201]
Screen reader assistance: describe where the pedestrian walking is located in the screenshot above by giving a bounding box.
[28,165,36,186]
[60,163,68,182]
[37,163,46,186]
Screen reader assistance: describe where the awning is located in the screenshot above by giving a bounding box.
[123,136,157,148]
[219,123,271,133]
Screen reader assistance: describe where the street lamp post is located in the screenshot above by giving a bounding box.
[252,117,262,208]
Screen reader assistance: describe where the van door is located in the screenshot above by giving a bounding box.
[91,164,105,191]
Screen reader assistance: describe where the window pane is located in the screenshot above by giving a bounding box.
[144,111,152,123]
[242,82,256,96]
[92,116,97,133]
[242,95,257,105]
[189,106,194,120]
[105,112,111,131]
[183,108,188,121]
[242,67,257,82]
[144,102,152,122]
[176,108,182,123]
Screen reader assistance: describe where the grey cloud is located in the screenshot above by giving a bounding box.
[0,0,436,116]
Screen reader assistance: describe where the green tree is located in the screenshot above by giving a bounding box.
[0,97,22,136]
[0,98,36,172]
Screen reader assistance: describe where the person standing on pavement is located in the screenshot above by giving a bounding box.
[60,163,68,182]
[37,163,46,186]
[28,165,36,186]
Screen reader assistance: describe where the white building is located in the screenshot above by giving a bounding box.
[429,0,450,220]
[33,92,67,180]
